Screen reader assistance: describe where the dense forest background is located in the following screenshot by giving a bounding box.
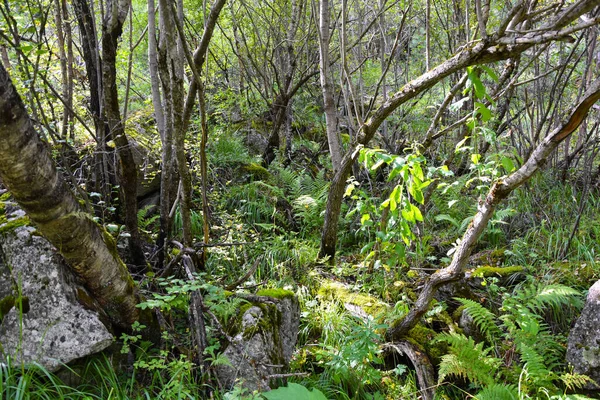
[1,0,600,398]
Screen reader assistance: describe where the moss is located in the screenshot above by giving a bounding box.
[471,265,524,278]
[243,162,270,179]
[452,305,467,321]
[0,295,15,323]
[0,215,30,234]
[238,301,285,366]
[407,324,447,365]
[470,249,506,266]
[318,280,389,318]
[0,192,11,202]
[256,288,295,300]
[101,226,120,260]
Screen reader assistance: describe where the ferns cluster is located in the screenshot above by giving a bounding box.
[436,282,588,398]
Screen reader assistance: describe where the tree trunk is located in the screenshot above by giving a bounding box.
[102,0,147,270]
[318,0,342,173]
[0,62,142,330]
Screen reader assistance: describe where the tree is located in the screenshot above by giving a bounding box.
[317,0,600,260]
[0,62,144,331]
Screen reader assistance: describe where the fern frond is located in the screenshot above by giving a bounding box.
[455,297,502,342]
[518,342,555,388]
[531,284,582,314]
[475,383,518,400]
[435,332,499,387]
[559,371,597,392]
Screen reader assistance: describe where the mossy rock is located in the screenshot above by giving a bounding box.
[0,214,30,235]
[318,280,390,319]
[216,291,300,391]
[242,162,271,180]
[470,265,524,278]
[469,249,506,267]
[407,324,447,366]
[256,288,295,300]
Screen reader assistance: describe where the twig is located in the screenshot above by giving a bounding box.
[267,372,309,379]
[193,241,255,248]
[223,257,261,290]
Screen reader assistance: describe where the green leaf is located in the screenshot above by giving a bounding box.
[344,183,355,197]
[475,102,491,122]
[411,203,423,221]
[371,159,386,170]
[468,69,486,99]
[401,207,415,222]
[262,383,328,400]
[501,156,515,173]
[471,153,481,165]
[361,214,371,224]
[481,65,499,83]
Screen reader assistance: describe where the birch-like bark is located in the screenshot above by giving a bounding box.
[0,62,142,329]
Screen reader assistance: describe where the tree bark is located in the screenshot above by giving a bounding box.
[318,0,343,173]
[101,0,147,271]
[0,62,142,330]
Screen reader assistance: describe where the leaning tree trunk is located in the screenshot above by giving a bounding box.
[387,76,600,340]
[0,62,143,330]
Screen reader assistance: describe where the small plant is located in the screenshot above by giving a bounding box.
[435,281,588,397]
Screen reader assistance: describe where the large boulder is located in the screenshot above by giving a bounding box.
[566,279,600,389]
[215,290,300,391]
[0,209,113,372]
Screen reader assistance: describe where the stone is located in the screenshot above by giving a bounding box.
[566,279,600,389]
[215,292,300,391]
[0,222,113,372]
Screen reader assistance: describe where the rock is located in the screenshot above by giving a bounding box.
[215,290,299,391]
[458,309,484,342]
[566,279,600,389]
[0,223,113,372]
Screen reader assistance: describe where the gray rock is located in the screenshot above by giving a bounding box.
[566,279,600,389]
[216,294,299,391]
[0,224,113,372]
[458,309,484,342]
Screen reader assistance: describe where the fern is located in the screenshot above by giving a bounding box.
[455,297,502,342]
[530,284,582,315]
[475,383,518,400]
[559,371,597,392]
[435,332,500,387]
[518,342,555,388]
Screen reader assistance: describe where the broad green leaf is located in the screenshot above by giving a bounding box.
[402,207,415,222]
[263,383,328,400]
[471,153,481,165]
[411,203,423,221]
[361,214,371,224]
[501,156,515,173]
[475,102,491,122]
